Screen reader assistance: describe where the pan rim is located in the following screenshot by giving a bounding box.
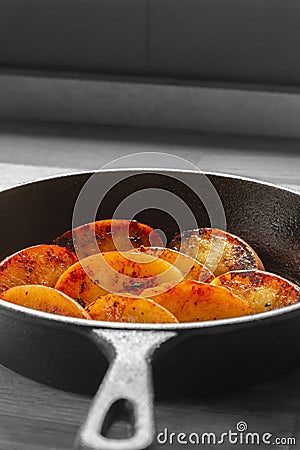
[0,167,299,197]
[0,168,299,331]
[1,296,300,331]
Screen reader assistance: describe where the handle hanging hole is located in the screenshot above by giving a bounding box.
[101,399,135,440]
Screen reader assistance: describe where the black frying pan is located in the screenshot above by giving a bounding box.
[0,170,299,450]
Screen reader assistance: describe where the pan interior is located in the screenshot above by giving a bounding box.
[0,169,299,332]
[0,170,298,283]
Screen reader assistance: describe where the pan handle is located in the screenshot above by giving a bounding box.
[76,328,176,450]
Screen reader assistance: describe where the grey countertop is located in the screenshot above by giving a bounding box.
[0,120,299,185]
[0,120,299,450]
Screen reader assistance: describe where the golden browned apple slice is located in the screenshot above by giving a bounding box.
[86,293,179,323]
[142,279,253,322]
[53,219,163,258]
[169,228,264,276]
[212,270,300,314]
[0,285,90,319]
[0,244,77,294]
[131,246,214,282]
[55,251,183,307]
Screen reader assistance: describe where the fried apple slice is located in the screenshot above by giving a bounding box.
[142,279,253,322]
[212,270,300,314]
[55,251,183,307]
[131,246,214,283]
[0,244,77,294]
[53,219,163,258]
[0,285,90,319]
[86,293,179,323]
[169,228,264,276]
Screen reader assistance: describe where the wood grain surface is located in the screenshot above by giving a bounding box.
[0,121,299,450]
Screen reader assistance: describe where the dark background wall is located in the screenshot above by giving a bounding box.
[1,0,300,86]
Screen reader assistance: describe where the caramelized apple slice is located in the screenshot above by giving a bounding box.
[0,285,90,319]
[131,247,214,282]
[0,244,77,294]
[86,293,179,323]
[169,228,264,276]
[55,251,183,307]
[142,279,253,322]
[53,219,163,258]
[212,270,300,314]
